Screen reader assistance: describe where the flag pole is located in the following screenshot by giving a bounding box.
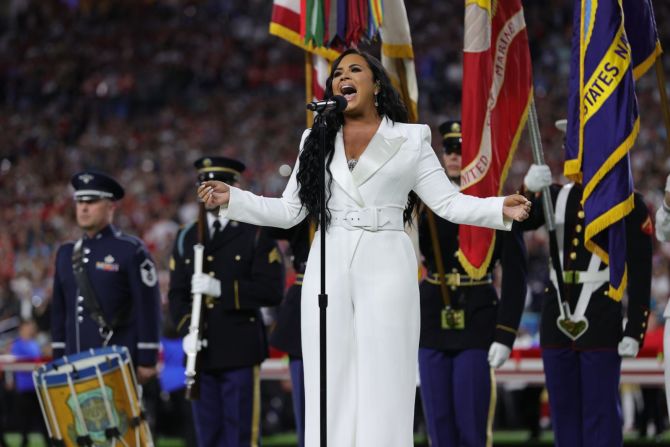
[306,51,315,128]
[305,49,329,447]
[527,97,568,312]
[654,58,670,154]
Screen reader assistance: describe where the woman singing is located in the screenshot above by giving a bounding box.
[198,49,530,446]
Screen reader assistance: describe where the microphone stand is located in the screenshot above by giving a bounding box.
[314,110,329,447]
[308,96,344,447]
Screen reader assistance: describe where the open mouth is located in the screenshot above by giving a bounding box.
[340,84,357,101]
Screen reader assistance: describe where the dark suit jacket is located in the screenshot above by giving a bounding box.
[520,184,652,349]
[418,211,527,350]
[168,218,284,370]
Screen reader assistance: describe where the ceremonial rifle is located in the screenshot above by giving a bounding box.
[184,202,207,400]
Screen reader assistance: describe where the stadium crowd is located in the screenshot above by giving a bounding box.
[1,0,670,442]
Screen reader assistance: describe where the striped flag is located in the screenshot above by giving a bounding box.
[457,0,532,279]
[270,0,340,61]
[270,0,338,128]
[564,0,640,300]
[271,0,419,117]
[379,0,419,123]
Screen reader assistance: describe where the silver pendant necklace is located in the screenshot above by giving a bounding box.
[347,158,358,171]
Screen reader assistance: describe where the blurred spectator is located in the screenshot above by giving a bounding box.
[8,320,47,447]
[636,311,667,439]
[157,324,197,446]
[1,0,670,440]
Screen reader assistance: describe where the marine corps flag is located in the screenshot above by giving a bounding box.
[564,0,641,300]
[457,0,532,278]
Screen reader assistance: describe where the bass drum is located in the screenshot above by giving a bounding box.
[33,345,153,447]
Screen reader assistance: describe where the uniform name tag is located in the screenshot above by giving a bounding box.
[96,255,120,272]
[441,307,465,330]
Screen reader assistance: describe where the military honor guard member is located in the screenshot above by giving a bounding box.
[51,171,162,383]
[418,121,528,447]
[267,219,311,447]
[521,120,652,447]
[652,173,670,418]
[168,156,285,447]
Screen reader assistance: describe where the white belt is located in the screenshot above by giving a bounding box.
[330,206,405,231]
[550,268,609,284]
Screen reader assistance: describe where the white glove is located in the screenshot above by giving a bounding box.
[617,336,640,358]
[656,206,670,242]
[487,342,512,369]
[523,164,552,193]
[191,272,221,298]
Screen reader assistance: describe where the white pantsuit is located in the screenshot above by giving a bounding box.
[220,118,511,446]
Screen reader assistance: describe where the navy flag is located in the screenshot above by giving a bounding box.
[565,0,640,301]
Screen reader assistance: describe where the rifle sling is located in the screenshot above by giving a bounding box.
[71,238,131,342]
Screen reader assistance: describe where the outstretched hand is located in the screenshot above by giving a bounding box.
[197,180,231,209]
[502,194,531,222]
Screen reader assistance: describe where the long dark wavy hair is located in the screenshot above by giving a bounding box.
[296,48,418,229]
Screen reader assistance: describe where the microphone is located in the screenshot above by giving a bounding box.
[306,95,347,113]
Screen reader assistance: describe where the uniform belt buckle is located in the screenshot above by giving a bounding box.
[564,271,577,284]
[441,307,465,330]
[446,273,461,286]
[369,207,379,231]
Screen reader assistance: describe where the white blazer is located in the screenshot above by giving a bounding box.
[220,117,511,446]
[222,117,510,236]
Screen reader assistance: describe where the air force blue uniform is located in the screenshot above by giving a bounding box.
[51,172,161,367]
[51,225,162,366]
[521,183,652,447]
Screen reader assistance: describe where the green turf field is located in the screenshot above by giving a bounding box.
[5,431,670,446]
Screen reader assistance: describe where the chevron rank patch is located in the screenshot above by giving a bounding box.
[641,215,653,236]
[140,259,158,287]
[268,247,282,264]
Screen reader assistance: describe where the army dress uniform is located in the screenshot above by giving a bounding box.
[267,220,311,447]
[417,120,527,447]
[168,157,285,447]
[521,183,652,447]
[51,172,161,368]
[418,210,527,447]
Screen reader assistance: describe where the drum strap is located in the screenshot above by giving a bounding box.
[76,435,93,446]
[72,238,131,344]
[130,411,146,427]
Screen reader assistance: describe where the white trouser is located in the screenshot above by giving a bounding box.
[301,226,419,446]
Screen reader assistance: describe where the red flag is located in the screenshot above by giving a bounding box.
[270,0,340,61]
[458,0,532,278]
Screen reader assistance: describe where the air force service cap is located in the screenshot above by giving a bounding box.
[71,171,125,202]
[439,120,462,155]
[194,156,246,183]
